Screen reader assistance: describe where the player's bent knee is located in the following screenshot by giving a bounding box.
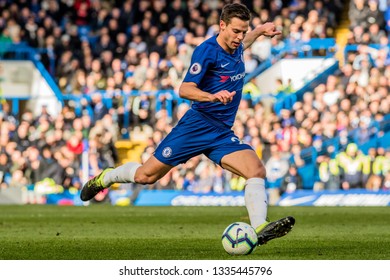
[260,165,267,178]
[249,165,266,179]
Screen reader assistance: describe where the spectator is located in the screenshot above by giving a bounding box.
[183,170,197,192]
[316,154,341,190]
[265,144,289,189]
[230,173,246,191]
[337,143,365,190]
[195,163,214,193]
[132,92,151,129]
[66,131,83,156]
[366,173,383,191]
[243,77,262,101]
[280,164,302,195]
[12,122,30,152]
[368,23,386,44]
[349,0,370,30]
[244,49,259,74]
[169,16,188,44]
[37,145,64,185]
[0,152,10,189]
[289,144,305,167]
[280,118,298,153]
[8,169,28,189]
[212,165,228,193]
[250,34,272,63]
[323,75,341,107]
[366,0,385,28]
[90,93,109,123]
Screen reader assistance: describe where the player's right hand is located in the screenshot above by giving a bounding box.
[213,90,236,105]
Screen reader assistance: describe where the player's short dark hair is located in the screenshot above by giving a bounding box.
[220,3,250,25]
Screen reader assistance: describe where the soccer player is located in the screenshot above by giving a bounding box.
[81,3,295,245]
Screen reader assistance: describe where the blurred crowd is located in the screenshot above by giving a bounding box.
[1,0,390,203]
[0,0,343,95]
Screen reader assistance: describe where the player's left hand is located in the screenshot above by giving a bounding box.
[259,22,282,38]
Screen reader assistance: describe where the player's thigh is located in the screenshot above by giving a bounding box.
[135,155,173,184]
[220,149,266,179]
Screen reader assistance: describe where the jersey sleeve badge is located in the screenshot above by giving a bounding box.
[189,62,202,75]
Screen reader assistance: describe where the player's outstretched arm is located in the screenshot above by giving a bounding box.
[243,22,281,50]
[179,82,236,105]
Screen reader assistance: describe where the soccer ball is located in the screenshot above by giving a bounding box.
[221,222,258,255]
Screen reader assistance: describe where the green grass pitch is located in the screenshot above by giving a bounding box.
[0,205,389,260]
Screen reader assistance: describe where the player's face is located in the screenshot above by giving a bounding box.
[219,17,249,53]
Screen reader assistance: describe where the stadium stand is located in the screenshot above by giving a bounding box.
[0,0,389,205]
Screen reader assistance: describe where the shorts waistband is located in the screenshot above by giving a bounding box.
[191,109,230,129]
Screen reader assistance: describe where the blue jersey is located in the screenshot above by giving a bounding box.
[154,35,252,167]
[183,35,246,128]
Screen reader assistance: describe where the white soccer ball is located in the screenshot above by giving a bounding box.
[221,222,258,255]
